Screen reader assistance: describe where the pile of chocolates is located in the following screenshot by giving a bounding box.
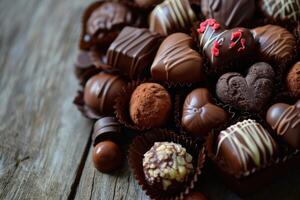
[73,0,300,199]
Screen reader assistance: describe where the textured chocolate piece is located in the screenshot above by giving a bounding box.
[134,0,163,9]
[149,0,196,36]
[93,117,121,146]
[266,100,300,149]
[287,61,300,98]
[259,0,300,22]
[84,73,126,115]
[93,141,123,173]
[107,27,162,79]
[151,33,204,84]
[81,2,137,49]
[201,0,255,28]
[182,88,228,137]
[251,25,296,65]
[197,19,255,71]
[129,83,172,128]
[216,62,275,112]
[143,142,193,191]
[216,119,278,175]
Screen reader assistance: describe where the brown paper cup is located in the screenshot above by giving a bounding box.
[128,129,206,200]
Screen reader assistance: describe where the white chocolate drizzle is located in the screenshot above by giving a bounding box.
[262,0,300,21]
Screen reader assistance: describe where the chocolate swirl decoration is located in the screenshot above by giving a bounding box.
[107,27,162,79]
[216,119,278,174]
[267,100,300,149]
[260,0,300,22]
[149,0,196,36]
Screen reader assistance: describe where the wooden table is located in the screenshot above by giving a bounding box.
[0,0,299,199]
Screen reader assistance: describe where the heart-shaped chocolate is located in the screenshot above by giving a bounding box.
[216,62,275,112]
[182,88,228,137]
[151,33,205,84]
[266,100,300,149]
[197,19,255,71]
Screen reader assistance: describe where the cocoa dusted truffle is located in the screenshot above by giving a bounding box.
[84,73,126,115]
[143,142,193,191]
[216,119,278,175]
[93,141,123,173]
[266,100,300,149]
[129,83,172,128]
[287,61,300,98]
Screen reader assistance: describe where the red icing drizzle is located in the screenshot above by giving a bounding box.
[211,41,220,57]
[229,30,246,52]
[197,19,220,33]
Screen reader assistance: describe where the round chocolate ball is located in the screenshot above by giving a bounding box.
[84,73,126,115]
[129,83,171,128]
[92,141,122,173]
[184,192,208,200]
[287,61,300,98]
[143,142,193,191]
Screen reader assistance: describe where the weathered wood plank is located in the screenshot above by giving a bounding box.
[0,0,94,199]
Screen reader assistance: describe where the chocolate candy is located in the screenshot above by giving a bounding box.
[107,27,162,79]
[149,0,196,36]
[151,33,204,84]
[287,61,300,98]
[182,88,228,137]
[129,83,172,128]
[74,51,95,79]
[84,73,126,115]
[81,2,137,49]
[143,142,193,191]
[201,0,255,28]
[134,0,163,9]
[197,19,255,71]
[93,117,121,146]
[216,62,275,112]
[216,119,278,175]
[266,100,300,149]
[251,25,296,65]
[93,141,122,173]
[259,0,300,22]
[184,192,207,200]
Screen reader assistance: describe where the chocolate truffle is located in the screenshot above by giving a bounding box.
[266,100,300,149]
[93,117,122,146]
[93,141,122,173]
[107,27,162,79]
[216,62,275,112]
[287,61,300,98]
[143,142,193,191]
[149,0,196,36]
[129,83,172,128]
[151,33,205,84]
[182,88,228,137]
[201,0,255,28]
[134,0,163,9]
[184,192,208,200]
[84,73,126,115]
[251,25,296,65]
[216,119,278,175]
[259,0,300,22]
[197,19,255,71]
[81,2,137,49]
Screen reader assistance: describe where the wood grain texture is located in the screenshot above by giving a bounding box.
[0,0,299,200]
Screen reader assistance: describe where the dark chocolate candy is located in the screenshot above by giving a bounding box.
[216,62,275,112]
[149,0,196,36]
[216,119,278,176]
[266,100,300,149]
[251,25,296,65]
[197,19,255,71]
[81,2,137,50]
[201,0,255,28]
[93,141,123,173]
[151,33,204,84]
[93,117,121,146]
[182,88,228,137]
[287,61,300,98]
[259,0,300,22]
[107,27,162,79]
[84,73,126,115]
